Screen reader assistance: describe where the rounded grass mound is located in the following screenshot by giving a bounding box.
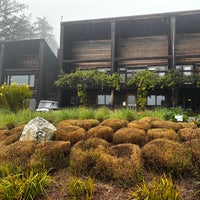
[57,119,100,131]
[139,117,161,124]
[147,128,179,141]
[70,138,111,176]
[55,125,85,145]
[178,128,200,141]
[113,127,147,146]
[151,120,181,132]
[142,139,192,176]
[31,141,71,169]
[87,125,114,142]
[101,119,128,131]
[128,120,151,131]
[178,122,197,129]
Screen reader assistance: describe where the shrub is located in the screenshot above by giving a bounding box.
[151,120,181,132]
[128,120,151,130]
[55,125,86,145]
[94,107,111,121]
[129,174,180,200]
[138,116,161,124]
[57,119,100,131]
[87,125,114,142]
[147,128,179,141]
[0,83,32,113]
[113,127,147,146]
[31,141,71,169]
[67,176,95,200]
[178,128,200,141]
[142,139,192,176]
[101,119,128,131]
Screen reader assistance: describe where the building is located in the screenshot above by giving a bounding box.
[0,39,58,109]
[59,10,200,111]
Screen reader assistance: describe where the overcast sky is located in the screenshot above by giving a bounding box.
[18,0,200,44]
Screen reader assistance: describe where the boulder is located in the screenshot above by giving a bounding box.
[19,117,56,142]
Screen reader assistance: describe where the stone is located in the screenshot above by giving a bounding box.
[19,117,56,142]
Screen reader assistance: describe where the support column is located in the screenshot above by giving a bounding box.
[110,21,117,109]
[169,16,176,69]
[0,44,5,85]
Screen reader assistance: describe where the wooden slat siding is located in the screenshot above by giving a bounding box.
[176,33,200,63]
[72,40,111,61]
[74,62,110,67]
[118,35,168,65]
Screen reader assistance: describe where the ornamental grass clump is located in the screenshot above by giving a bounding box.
[30,141,71,169]
[70,138,111,176]
[113,127,147,146]
[55,125,86,145]
[178,128,200,141]
[86,125,114,142]
[110,108,138,121]
[151,120,181,132]
[94,106,111,121]
[128,120,151,131]
[101,119,128,131]
[129,174,180,200]
[142,139,192,176]
[147,128,180,141]
[57,119,100,131]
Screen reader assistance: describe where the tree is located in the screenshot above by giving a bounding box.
[33,17,58,54]
[127,70,160,110]
[55,70,121,106]
[0,0,34,41]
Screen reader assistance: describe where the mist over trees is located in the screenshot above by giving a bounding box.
[0,0,58,53]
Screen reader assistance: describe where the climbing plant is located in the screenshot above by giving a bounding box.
[55,70,121,106]
[127,70,160,110]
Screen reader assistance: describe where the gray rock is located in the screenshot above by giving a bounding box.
[19,117,56,142]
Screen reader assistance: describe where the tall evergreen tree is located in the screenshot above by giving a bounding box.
[0,0,34,41]
[33,17,58,54]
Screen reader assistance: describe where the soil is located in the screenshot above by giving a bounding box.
[35,168,200,200]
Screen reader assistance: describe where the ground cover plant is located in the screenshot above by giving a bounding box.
[0,107,200,199]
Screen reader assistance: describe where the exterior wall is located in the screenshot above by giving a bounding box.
[60,10,200,110]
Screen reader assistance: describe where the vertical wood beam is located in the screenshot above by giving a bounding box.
[170,16,176,69]
[0,44,5,84]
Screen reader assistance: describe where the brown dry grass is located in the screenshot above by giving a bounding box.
[55,125,85,145]
[31,141,71,169]
[139,117,161,124]
[178,122,197,129]
[113,127,147,146]
[87,125,114,142]
[101,119,128,131]
[128,120,151,130]
[57,119,100,130]
[178,128,200,141]
[142,139,192,176]
[151,120,181,132]
[147,128,180,141]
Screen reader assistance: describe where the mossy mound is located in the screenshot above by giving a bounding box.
[139,117,161,124]
[113,127,147,146]
[101,119,128,131]
[87,125,114,142]
[57,119,100,131]
[128,120,151,130]
[178,122,197,129]
[55,126,85,145]
[142,139,192,176]
[178,128,200,141]
[151,120,181,132]
[31,141,71,169]
[147,128,179,141]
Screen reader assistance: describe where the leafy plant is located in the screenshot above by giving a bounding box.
[67,176,95,200]
[55,70,121,106]
[0,83,32,113]
[129,174,180,200]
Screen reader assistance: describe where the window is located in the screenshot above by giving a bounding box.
[147,66,167,76]
[147,95,165,106]
[176,65,193,76]
[97,95,111,105]
[127,95,136,107]
[7,75,35,87]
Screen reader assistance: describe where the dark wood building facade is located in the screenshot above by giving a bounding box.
[0,39,58,109]
[60,10,200,111]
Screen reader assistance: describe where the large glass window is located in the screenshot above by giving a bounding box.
[147,95,165,106]
[127,95,136,107]
[6,75,35,87]
[176,65,193,76]
[97,95,111,105]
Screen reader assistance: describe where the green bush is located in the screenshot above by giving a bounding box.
[0,83,32,113]
[129,174,180,200]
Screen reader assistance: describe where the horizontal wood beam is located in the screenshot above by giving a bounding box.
[63,58,110,63]
[115,56,169,61]
[176,54,200,58]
